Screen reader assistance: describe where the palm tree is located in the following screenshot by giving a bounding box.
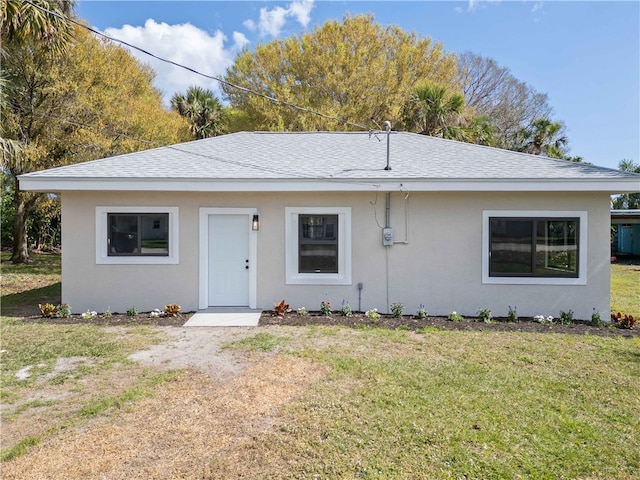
[1,0,75,54]
[171,86,225,140]
[516,118,568,158]
[612,159,640,209]
[401,83,466,139]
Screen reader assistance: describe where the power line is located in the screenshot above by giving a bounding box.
[23,0,373,132]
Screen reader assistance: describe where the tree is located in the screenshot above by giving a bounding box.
[171,86,225,139]
[222,14,458,131]
[612,159,640,209]
[400,83,466,139]
[1,25,190,262]
[456,52,556,150]
[514,118,568,158]
[1,0,75,54]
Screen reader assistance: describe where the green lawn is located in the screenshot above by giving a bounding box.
[611,260,640,316]
[224,327,640,479]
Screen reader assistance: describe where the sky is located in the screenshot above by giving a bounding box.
[75,0,639,170]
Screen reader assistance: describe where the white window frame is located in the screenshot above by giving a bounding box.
[482,210,587,285]
[96,206,179,265]
[285,207,351,285]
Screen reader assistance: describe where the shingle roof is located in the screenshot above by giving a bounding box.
[19,131,640,193]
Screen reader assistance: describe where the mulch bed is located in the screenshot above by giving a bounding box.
[19,311,640,337]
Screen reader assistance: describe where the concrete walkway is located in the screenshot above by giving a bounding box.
[183,308,262,327]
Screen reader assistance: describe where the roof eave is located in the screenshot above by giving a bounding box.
[18,176,640,194]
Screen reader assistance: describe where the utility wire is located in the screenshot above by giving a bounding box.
[23,0,373,132]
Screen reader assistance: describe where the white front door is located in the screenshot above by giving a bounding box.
[208,215,250,306]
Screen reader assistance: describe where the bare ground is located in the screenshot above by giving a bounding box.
[1,324,327,479]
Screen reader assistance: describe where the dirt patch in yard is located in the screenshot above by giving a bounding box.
[2,355,326,479]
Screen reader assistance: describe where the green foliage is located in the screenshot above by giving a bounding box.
[401,83,467,138]
[365,309,381,320]
[296,307,308,316]
[448,311,463,322]
[126,306,138,317]
[320,301,332,316]
[477,308,493,323]
[171,85,225,139]
[559,309,574,325]
[611,159,640,209]
[222,14,457,131]
[339,300,352,317]
[390,302,404,318]
[591,308,602,327]
[55,303,71,318]
[416,304,428,319]
[507,305,518,323]
[1,25,190,262]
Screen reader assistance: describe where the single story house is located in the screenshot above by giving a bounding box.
[19,131,640,319]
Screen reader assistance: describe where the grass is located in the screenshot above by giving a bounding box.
[611,260,640,316]
[249,328,640,479]
[1,252,638,475]
[1,252,61,317]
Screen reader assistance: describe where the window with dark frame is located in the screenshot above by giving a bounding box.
[298,214,338,273]
[489,217,579,277]
[108,213,169,256]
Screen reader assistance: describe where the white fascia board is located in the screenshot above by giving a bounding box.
[18,176,640,194]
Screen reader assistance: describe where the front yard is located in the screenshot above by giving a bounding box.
[1,253,638,478]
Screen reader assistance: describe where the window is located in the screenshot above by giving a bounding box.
[482,211,587,285]
[299,214,338,273]
[489,218,578,277]
[108,213,169,256]
[286,207,351,285]
[96,207,179,264]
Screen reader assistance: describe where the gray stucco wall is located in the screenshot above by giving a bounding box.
[61,190,611,320]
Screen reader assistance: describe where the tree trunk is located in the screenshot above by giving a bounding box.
[10,186,39,264]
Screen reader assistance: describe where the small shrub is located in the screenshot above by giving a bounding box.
[296,307,308,316]
[365,308,380,320]
[320,301,332,316]
[478,308,492,323]
[103,308,112,318]
[164,303,181,317]
[126,306,138,317]
[591,308,602,327]
[339,300,353,317]
[559,310,574,325]
[507,305,518,323]
[390,302,404,318]
[81,310,97,319]
[416,304,428,319]
[56,304,72,318]
[612,311,636,329]
[38,303,58,318]
[272,300,291,318]
[448,311,463,322]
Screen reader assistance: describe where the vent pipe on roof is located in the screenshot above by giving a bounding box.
[383,121,392,171]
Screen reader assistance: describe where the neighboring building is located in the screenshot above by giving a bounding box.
[611,210,640,256]
[19,132,640,319]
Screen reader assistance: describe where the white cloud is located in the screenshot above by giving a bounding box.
[247,0,315,37]
[104,19,247,104]
[532,2,544,13]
